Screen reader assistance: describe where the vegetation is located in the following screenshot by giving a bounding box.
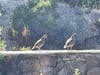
[20,46,31,51]
[74,68,80,75]
[0,26,7,50]
[11,0,58,49]
[32,0,52,13]
[0,40,7,50]
[79,0,100,9]
[8,0,100,50]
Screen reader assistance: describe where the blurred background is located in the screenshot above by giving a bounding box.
[0,0,100,50]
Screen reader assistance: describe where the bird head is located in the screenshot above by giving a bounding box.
[42,34,48,39]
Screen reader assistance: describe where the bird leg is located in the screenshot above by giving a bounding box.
[70,46,72,50]
[38,47,41,50]
[67,47,70,50]
[66,46,73,50]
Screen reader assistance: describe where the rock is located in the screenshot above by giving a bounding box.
[40,66,56,75]
[80,35,100,49]
[40,66,53,73]
[56,60,64,72]
[23,72,39,75]
[43,71,56,75]
[87,67,100,75]
[85,55,100,69]
[40,56,57,67]
[74,62,86,75]
[58,67,68,75]
[18,59,40,72]
[65,61,86,75]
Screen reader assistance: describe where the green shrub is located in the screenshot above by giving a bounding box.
[74,68,80,75]
[11,0,58,48]
[20,46,31,51]
[0,40,7,50]
[32,0,52,13]
[0,26,7,50]
[78,0,100,9]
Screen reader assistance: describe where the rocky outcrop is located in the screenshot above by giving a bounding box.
[1,54,100,75]
[87,67,100,75]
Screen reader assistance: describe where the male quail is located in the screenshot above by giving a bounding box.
[64,33,76,50]
[32,34,47,50]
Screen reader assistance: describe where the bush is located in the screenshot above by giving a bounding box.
[20,46,31,51]
[0,40,7,50]
[0,26,7,50]
[11,0,100,50]
[74,68,80,75]
[11,0,58,49]
[78,0,100,9]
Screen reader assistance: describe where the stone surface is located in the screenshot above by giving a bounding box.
[1,54,100,75]
[87,67,100,75]
[18,59,40,72]
[58,67,68,75]
[40,56,57,67]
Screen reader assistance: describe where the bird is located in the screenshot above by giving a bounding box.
[32,34,48,50]
[63,33,76,50]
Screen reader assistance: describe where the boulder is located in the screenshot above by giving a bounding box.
[87,67,100,75]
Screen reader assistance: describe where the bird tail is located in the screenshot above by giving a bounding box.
[63,43,67,49]
[32,46,35,50]
[63,45,66,49]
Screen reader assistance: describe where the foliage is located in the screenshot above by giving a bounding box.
[20,46,31,51]
[0,54,5,61]
[0,40,7,50]
[32,0,52,13]
[78,0,100,9]
[11,0,58,47]
[12,0,57,28]
[40,72,43,75]
[74,68,80,75]
[8,28,18,39]
[0,26,7,50]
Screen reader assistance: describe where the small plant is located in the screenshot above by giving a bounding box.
[0,26,7,50]
[32,0,52,13]
[0,40,7,50]
[74,68,80,75]
[40,72,43,75]
[19,46,31,51]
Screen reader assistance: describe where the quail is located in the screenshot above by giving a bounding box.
[32,34,48,50]
[64,33,76,50]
